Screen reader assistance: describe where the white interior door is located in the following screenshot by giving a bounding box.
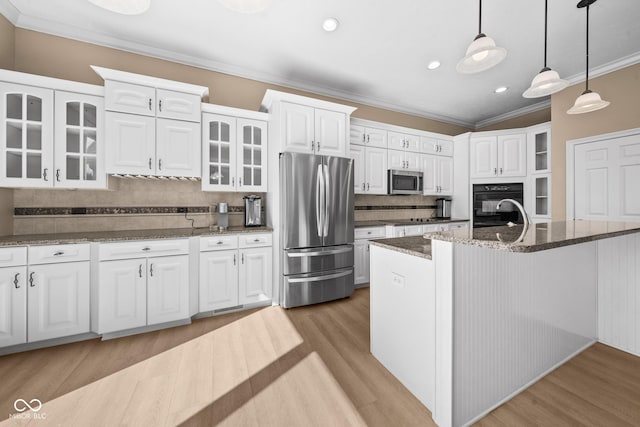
[574,142,609,220]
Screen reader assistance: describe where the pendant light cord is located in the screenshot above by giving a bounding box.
[478,0,482,34]
[585,4,590,91]
[543,0,548,68]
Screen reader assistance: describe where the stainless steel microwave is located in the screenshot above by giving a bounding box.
[388,170,423,195]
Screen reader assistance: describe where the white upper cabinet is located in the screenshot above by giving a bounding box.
[202,110,268,192]
[351,125,387,149]
[422,154,453,196]
[350,143,365,193]
[420,137,453,156]
[0,82,54,187]
[314,108,346,156]
[350,144,387,194]
[389,149,420,170]
[388,131,420,152]
[470,134,526,179]
[54,91,105,188]
[95,66,208,177]
[261,90,356,157]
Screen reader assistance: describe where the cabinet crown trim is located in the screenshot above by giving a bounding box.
[260,89,357,115]
[201,102,269,121]
[0,69,103,96]
[91,66,209,97]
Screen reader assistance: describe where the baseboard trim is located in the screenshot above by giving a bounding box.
[0,332,100,356]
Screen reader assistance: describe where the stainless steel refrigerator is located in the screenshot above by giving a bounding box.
[280,152,354,308]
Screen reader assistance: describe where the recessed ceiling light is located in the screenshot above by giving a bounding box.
[427,60,441,70]
[88,0,151,15]
[322,18,339,32]
[495,86,508,94]
[218,0,272,13]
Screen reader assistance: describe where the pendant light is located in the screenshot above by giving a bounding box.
[567,0,610,114]
[523,0,569,98]
[456,0,507,74]
[88,0,150,15]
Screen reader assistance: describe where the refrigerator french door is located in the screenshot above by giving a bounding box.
[280,152,354,308]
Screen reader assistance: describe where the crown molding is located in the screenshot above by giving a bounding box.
[0,1,20,24]
[474,100,551,130]
[565,51,640,84]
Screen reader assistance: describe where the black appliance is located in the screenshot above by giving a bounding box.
[472,183,524,228]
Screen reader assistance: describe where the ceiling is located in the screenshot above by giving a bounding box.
[2,0,640,128]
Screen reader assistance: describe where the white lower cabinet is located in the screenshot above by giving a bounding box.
[97,239,190,334]
[199,233,272,312]
[354,226,386,286]
[0,265,27,347]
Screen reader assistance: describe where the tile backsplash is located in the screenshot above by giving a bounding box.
[12,177,264,235]
[355,194,440,222]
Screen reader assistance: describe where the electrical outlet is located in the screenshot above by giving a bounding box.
[177,207,188,214]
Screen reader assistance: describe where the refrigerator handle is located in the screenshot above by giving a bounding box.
[316,164,324,237]
[323,164,330,237]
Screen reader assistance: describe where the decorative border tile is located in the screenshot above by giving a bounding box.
[13,206,252,216]
[355,205,436,211]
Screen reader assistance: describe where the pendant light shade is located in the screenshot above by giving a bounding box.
[523,0,568,98]
[567,0,610,114]
[88,0,150,15]
[456,0,507,74]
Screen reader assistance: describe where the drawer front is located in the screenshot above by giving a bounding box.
[404,225,424,236]
[355,227,385,240]
[0,247,27,268]
[284,244,353,276]
[99,239,189,261]
[200,235,239,251]
[105,80,156,116]
[29,244,91,265]
[238,233,272,248]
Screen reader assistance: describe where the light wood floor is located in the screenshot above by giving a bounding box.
[0,288,639,426]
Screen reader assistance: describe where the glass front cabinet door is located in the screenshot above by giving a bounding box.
[237,119,267,192]
[0,83,54,187]
[54,91,105,188]
[202,113,236,191]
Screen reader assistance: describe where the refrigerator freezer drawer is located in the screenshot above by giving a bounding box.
[283,268,354,308]
[284,244,354,275]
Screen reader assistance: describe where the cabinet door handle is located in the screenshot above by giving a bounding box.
[362,133,366,143]
[139,264,143,278]
[13,273,20,289]
[29,272,35,287]
[239,177,242,186]
[158,158,162,170]
[148,98,152,111]
[494,168,497,175]
[56,169,60,182]
[367,244,370,252]
[216,241,224,245]
[311,141,315,151]
[158,99,162,112]
[43,168,48,181]
[231,177,235,186]
[317,142,320,151]
[149,263,154,277]
[362,183,365,191]
[53,251,64,256]
[500,167,503,175]
[367,183,370,191]
[254,238,261,242]
[241,253,245,264]
[149,158,153,170]
[367,134,370,143]
[233,254,236,265]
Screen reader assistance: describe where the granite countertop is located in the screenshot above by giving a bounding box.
[369,236,432,260]
[0,226,273,247]
[355,218,469,228]
[424,220,640,253]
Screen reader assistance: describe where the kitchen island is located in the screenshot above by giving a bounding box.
[370,221,640,427]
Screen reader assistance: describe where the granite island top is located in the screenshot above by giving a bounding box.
[424,220,640,253]
[0,226,273,247]
[369,236,432,260]
[355,218,469,228]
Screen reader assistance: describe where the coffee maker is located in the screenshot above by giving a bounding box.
[435,198,451,219]
[243,195,263,227]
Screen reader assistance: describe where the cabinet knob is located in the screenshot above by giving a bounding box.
[13,272,20,289]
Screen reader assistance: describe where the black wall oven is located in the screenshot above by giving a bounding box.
[472,183,524,228]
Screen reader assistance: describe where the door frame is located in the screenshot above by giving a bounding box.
[566,127,640,220]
